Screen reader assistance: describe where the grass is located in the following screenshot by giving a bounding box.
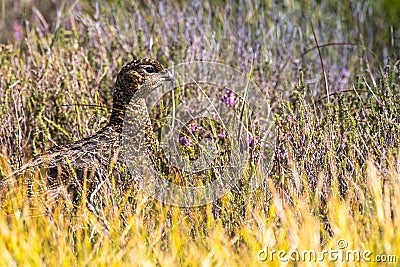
[0,0,399,265]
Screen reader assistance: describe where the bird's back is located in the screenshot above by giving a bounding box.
[8,126,131,210]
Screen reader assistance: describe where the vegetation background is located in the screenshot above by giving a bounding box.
[0,0,399,265]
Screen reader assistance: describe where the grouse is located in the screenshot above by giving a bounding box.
[4,58,173,210]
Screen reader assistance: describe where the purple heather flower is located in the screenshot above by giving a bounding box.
[248,135,255,147]
[248,134,260,148]
[12,21,24,42]
[248,135,261,161]
[189,123,198,133]
[278,149,286,160]
[340,68,349,79]
[179,136,192,146]
[217,132,226,139]
[221,89,236,107]
[187,107,195,114]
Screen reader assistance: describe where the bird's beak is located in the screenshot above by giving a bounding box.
[160,70,174,81]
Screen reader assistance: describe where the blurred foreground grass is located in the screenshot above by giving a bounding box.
[0,158,398,266]
[0,0,399,266]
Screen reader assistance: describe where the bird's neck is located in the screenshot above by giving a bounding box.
[108,92,148,133]
[108,84,137,131]
[108,102,128,130]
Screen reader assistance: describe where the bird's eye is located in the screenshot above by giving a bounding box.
[143,66,155,73]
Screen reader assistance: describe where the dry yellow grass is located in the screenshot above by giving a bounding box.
[0,155,398,266]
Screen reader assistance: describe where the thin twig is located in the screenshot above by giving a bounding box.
[62,104,110,109]
[310,21,329,103]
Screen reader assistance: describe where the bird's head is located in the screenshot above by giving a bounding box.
[109,58,173,127]
[115,58,173,98]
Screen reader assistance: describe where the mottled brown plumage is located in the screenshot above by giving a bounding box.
[5,58,172,209]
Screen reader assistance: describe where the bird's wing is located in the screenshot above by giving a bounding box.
[5,127,122,179]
